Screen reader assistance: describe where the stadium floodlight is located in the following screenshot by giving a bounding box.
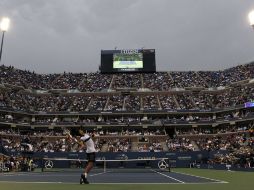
[0,17,10,62]
[248,10,254,28]
[0,17,10,31]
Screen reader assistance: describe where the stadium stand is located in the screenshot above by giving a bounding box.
[0,62,254,171]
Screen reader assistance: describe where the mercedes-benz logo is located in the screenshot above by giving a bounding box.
[44,160,54,169]
[158,159,168,170]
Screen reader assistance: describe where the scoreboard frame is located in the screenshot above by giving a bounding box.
[100,49,156,73]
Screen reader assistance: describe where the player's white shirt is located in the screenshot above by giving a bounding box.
[80,134,96,153]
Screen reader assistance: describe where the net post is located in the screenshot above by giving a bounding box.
[103,160,106,173]
[41,158,44,172]
[167,158,171,172]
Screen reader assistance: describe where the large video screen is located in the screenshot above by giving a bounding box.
[113,53,143,69]
[101,49,156,73]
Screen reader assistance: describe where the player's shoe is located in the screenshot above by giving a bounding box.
[80,174,89,184]
[80,176,83,184]
[84,178,89,184]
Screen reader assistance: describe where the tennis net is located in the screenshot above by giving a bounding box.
[40,157,171,173]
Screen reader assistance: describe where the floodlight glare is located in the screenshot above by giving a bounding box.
[0,17,10,32]
[248,10,254,26]
[0,17,10,62]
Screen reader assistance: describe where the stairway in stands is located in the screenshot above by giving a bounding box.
[161,141,169,151]
[101,144,109,152]
[131,142,139,151]
[191,140,200,151]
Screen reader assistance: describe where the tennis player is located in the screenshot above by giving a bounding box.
[79,129,96,184]
[67,129,96,184]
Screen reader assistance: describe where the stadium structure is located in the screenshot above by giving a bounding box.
[0,49,254,173]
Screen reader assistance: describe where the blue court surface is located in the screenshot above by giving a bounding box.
[0,169,228,184]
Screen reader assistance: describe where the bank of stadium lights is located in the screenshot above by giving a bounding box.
[0,17,10,62]
[248,10,254,29]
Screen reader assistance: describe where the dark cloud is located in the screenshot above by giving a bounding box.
[0,0,254,73]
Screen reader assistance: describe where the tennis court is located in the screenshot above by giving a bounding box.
[0,168,226,184]
[2,168,254,190]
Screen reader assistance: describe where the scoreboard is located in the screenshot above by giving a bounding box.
[100,49,156,73]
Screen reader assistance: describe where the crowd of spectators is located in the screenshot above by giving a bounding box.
[0,63,253,91]
[198,63,254,87]
[166,137,195,151]
[0,84,254,113]
[0,62,253,113]
[196,132,254,168]
[143,72,175,91]
[108,138,131,152]
[1,124,253,152]
[0,123,253,168]
[0,128,167,153]
[170,71,208,88]
[0,107,253,128]
[0,155,35,172]
[175,124,253,136]
[137,140,163,152]
[112,73,141,89]
[210,147,254,168]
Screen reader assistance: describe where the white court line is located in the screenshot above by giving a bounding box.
[88,182,227,184]
[0,181,228,185]
[1,172,36,176]
[90,171,108,176]
[0,181,62,184]
[0,170,228,185]
[151,169,185,183]
[2,173,107,177]
[2,173,79,177]
[172,171,228,184]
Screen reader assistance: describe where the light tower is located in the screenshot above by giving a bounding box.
[248,10,254,29]
[0,17,10,62]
